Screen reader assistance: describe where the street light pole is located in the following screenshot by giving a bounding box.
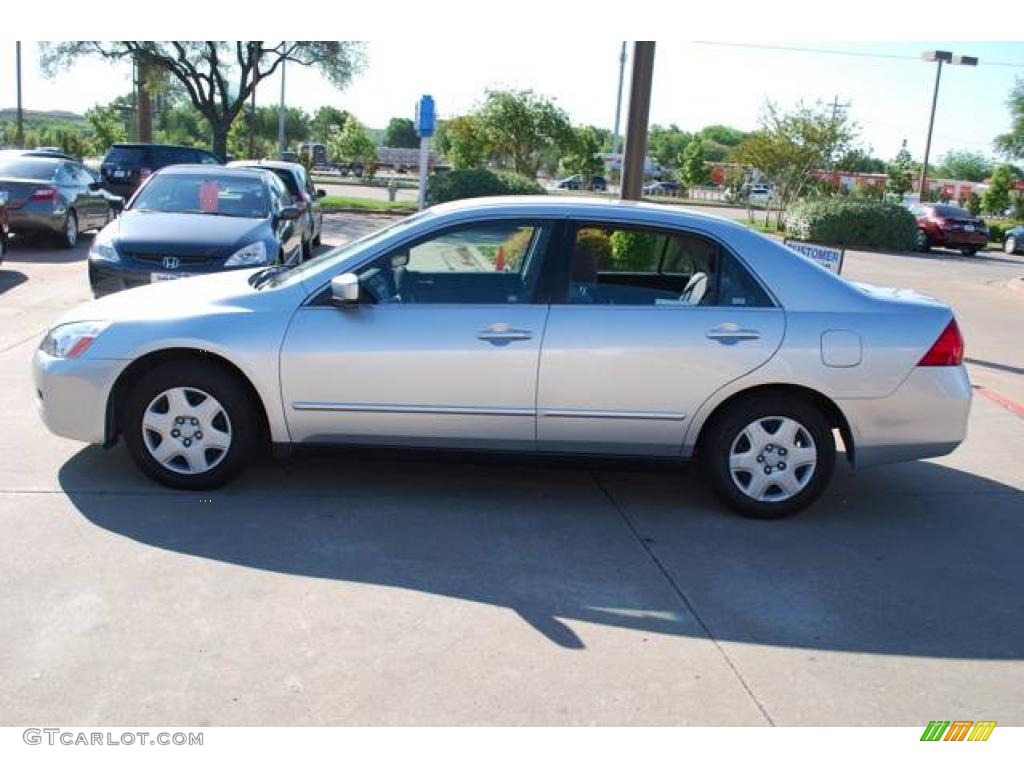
[15,41,24,148]
[920,50,977,198]
[277,55,287,159]
[611,42,626,156]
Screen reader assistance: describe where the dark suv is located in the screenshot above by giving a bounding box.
[100,143,222,199]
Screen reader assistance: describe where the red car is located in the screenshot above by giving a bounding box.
[909,202,988,255]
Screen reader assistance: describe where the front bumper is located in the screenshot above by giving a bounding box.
[33,349,125,444]
[838,366,971,467]
[88,259,247,298]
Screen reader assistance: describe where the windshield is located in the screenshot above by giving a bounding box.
[130,174,269,217]
[260,210,435,290]
[0,158,59,180]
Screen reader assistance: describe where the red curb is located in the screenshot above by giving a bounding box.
[973,385,1024,419]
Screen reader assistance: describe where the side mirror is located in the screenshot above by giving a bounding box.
[278,205,301,221]
[330,273,360,306]
[316,189,326,198]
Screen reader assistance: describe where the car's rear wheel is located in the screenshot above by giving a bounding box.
[703,396,836,519]
[1006,236,1018,255]
[123,360,260,490]
[59,210,78,249]
[301,237,313,261]
[915,229,930,252]
[960,247,979,256]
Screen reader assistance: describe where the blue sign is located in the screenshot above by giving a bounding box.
[415,95,435,138]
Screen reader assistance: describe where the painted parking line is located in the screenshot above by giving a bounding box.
[973,385,1024,419]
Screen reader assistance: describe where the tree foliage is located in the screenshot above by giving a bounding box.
[383,117,418,149]
[647,124,691,170]
[474,90,574,176]
[560,126,603,178]
[982,164,1016,215]
[935,150,993,182]
[995,77,1024,160]
[39,41,365,159]
[679,139,709,186]
[730,100,858,224]
[327,116,376,167]
[886,141,915,198]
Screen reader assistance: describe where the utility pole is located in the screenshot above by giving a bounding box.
[249,87,257,160]
[611,42,627,156]
[920,50,977,198]
[15,42,24,148]
[620,42,656,201]
[277,55,287,158]
[826,95,850,173]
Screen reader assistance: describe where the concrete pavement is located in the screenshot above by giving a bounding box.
[0,215,1021,725]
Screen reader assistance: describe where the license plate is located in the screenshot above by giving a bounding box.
[964,224,975,232]
[151,272,189,283]
[112,170,127,179]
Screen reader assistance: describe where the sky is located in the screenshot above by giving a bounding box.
[1,40,1021,162]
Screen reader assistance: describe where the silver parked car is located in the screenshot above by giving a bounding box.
[33,197,971,518]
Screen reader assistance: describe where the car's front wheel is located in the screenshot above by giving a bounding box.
[915,229,930,252]
[123,360,260,490]
[703,396,836,519]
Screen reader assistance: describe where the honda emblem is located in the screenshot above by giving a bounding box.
[162,256,180,270]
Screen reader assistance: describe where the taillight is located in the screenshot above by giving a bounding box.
[30,187,58,201]
[919,319,964,366]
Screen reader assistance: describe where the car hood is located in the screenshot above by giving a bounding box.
[110,211,266,249]
[57,268,300,326]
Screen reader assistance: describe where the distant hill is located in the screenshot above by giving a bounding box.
[0,108,85,122]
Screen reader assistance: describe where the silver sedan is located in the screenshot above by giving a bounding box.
[33,197,971,518]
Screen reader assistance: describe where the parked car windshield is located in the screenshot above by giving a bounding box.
[0,158,59,180]
[130,174,270,218]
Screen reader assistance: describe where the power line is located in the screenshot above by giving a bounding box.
[692,41,1024,68]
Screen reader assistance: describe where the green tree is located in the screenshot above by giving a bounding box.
[560,126,603,179]
[935,149,993,182]
[982,164,1016,215]
[383,117,418,148]
[475,90,573,176]
[835,148,886,173]
[84,104,127,155]
[327,116,377,168]
[311,106,350,142]
[698,124,747,162]
[679,139,709,187]
[41,41,365,159]
[995,77,1024,160]
[731,100,858,225]
[442,115,490,170]
[647,124,691,169]
[886,141,915,199]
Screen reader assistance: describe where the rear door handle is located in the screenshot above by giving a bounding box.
[477,323,534,343]
[706,323,760,343]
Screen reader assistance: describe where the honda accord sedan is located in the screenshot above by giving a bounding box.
[88,165,303,297]
[34,197,971,518]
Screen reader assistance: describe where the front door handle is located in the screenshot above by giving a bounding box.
[706,323,761,343]
[477,323,534,343]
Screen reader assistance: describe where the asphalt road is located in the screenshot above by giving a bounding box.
[0,215,1022,725]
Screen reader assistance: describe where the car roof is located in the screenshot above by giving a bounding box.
[153,164,271,178]
[109,142,206,150]
[228,159,303,173]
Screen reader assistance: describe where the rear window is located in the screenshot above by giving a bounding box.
[0,158,59,179]
[269,169,301,196]
[104,146,148,165]
[151,147,197,167]
[931,204,971,219]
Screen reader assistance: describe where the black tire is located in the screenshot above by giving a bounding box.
[301,237,313,261]
[312,231,321,248]
[701,395,836,520]
[123,360,261,490]
[960,247,979,256]
[915,229,930,252]
[59,210,78,249]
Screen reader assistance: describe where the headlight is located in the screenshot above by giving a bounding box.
[39,321,111,359]
[224,242,268,267]
[89,242,120,262]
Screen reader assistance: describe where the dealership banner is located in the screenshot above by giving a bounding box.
[783,239,845,274]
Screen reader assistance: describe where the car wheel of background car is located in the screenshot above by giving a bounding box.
[301,237,313,261]
[1005,236,1018,255]
[960,247,979,256]
[123,360,260,491]
[702,395,836,519]
[60,210,78,249]
[915,229,930,252]
[312,232,321,248]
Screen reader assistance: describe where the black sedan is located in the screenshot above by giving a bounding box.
[88,165,303,297]
[0,155,119,248]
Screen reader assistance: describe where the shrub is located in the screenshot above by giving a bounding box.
[610,229,659,270]
[425,169,545,206]
[576,228,613,269]
[786,198,918,251]
[988,223,1006,243]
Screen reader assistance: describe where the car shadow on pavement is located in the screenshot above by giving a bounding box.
[0,269,28,294]
[2,233,92,264]
[58,446,1023,658]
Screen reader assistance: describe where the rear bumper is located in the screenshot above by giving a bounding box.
[9,209,62,235]
[932,230,988,247]
[838,366,971,467]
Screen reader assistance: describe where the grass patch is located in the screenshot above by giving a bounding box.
[319,195,417,213]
